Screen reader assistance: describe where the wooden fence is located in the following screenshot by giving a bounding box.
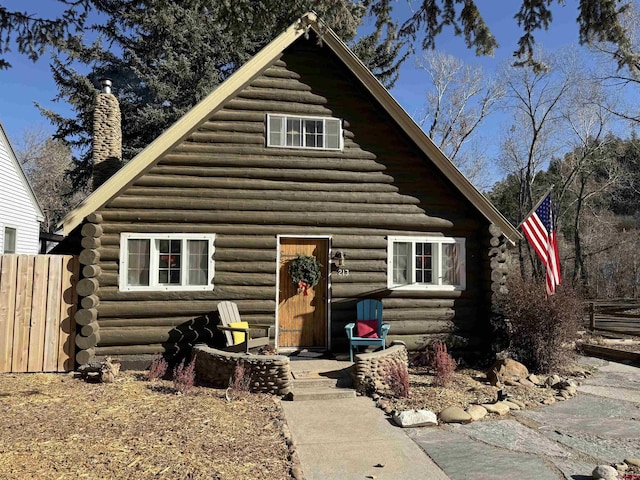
[0,255,79,373]
[587,300,640,336]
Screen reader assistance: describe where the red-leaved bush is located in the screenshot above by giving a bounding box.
[497,274,582,373]
[429,340,457,387]
[229,362,252,393]
[384,360,410,398]
[172,358,196,395]
[147,354,168,381]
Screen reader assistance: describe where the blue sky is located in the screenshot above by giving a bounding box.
[0,1,607,182]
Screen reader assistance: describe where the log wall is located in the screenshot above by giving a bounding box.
[73,35,495,364]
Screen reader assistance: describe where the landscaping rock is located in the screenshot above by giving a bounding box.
[482,402,510,415]
[502,400,521,411]
[509,399,526,409]
[517,378,536,388]
[592,464,619,479]
[487,359,529,386]
[542,397,556,405]
[439,406,473,424]
[563,385,577,396]
[528,374,543,385]
[466,405,488,421]
[546,375,562,387]
[616,463,628,473]
[392,409,438,428]
[555,379,578,390]
[291,466,304,480]
[625,458,640,468]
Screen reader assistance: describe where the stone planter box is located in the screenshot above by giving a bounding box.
[192,345,292,395]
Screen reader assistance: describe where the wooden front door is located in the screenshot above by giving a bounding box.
[278,237,328,349]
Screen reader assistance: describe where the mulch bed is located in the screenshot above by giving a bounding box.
[385,366,560,414]
[0,371,291,480]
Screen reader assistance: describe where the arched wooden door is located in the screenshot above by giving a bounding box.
[277,237,328,349]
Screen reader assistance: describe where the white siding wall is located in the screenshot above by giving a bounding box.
[0,133,41,254]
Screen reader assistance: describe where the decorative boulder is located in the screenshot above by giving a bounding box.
[439,406,472,424]
[487,358,529,386]
[546,375,562,387]
[482,402,510,416]
[392,409,438,428]
[592,464,619,479]
[466,405,488,421]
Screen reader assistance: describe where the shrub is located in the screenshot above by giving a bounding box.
[229,362,252,392]
[147,354,169,381]
[225,362,252,401]
[172,358,196,395]
[384,360,410,398]
[497,274,582,373]
[429,340,457,387]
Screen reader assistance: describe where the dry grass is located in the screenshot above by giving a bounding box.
[0,371,291,480]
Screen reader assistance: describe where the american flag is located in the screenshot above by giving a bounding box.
[521,193,561,296]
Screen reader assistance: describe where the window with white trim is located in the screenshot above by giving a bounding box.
[387,236,466,290]
[3,227,16,254]
[267,114,342,150]
[119,233,215,291]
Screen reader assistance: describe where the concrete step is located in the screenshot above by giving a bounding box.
[292,377,339,389]
[290,387,357,401]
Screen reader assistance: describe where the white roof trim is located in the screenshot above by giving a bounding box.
[0,121,45,222]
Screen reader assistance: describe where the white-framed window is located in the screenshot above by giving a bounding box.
[387,236,466,291]
[3,226,16,254]
[267,114,342,150]
[119,233,215,291]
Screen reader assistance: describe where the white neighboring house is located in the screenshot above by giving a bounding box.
[0,122,44,254]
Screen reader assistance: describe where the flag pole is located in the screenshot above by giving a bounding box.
[517,185,554,229]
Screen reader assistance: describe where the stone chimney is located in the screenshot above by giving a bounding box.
[92,78,122,190]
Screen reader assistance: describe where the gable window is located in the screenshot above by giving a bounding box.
[119,233,215,291]
[387,236,465,290]
[267,114,342,150]
[3,227,16,254]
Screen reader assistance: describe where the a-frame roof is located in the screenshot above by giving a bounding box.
[0,121,45,222]
[60,12,520,242]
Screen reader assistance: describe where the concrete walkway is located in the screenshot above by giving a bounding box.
[281,356,640,480]
[282,355,449,479]
[281,396,449,480]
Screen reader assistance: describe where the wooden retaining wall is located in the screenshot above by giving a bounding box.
[71,36,506,363]
[0,255,78,372]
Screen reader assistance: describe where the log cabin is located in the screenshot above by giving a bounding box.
[58,13,520,367]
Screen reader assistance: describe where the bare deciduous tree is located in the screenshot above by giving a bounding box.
[414,50,503,187]
[497,49,574,277]
[16,128,88,233]
[556,73,621,286]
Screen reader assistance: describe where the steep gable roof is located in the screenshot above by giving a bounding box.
[0,121,45,222]
[60,12,520,242]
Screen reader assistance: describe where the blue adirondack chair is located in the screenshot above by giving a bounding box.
[345,299,390,362]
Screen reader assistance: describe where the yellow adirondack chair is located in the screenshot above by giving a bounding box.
[216,301,271,354]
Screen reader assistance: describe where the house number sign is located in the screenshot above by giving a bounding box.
[337,267,350,276]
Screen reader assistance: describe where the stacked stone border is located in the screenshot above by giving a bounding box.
[353,342,408,396]
[192,345,292,396]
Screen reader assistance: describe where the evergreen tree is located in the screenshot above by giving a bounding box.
[2,1,636,73]
[39,1,405,188]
